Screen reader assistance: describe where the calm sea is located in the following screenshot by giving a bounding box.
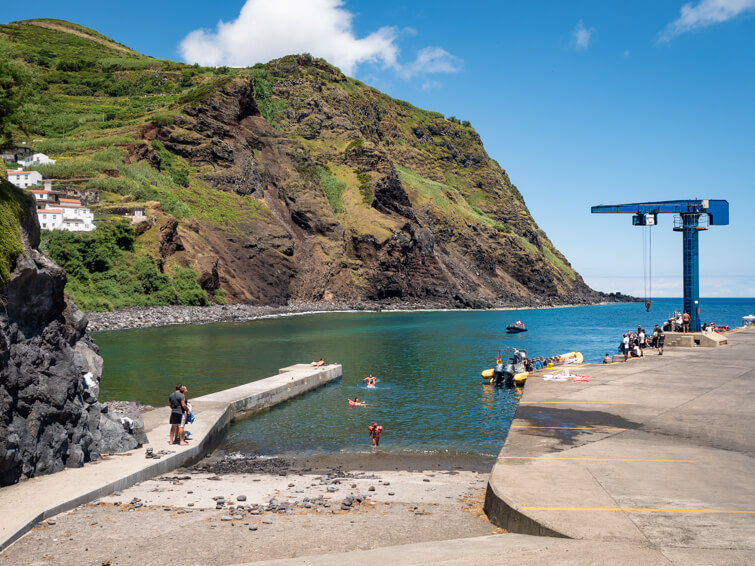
[95,298,755,458]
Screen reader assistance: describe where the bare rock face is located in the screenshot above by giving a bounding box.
[142,61,608,307]
[0,196,141,486]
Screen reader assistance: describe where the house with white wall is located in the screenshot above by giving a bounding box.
[7,169,42,188]
[19,153,56,166]
[35,192,96,232]
[37,208,64,230]
[56,198,95,232]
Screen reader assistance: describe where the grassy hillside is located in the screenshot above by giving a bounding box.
[0,19,596,310]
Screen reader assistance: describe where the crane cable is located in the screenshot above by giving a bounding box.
[642,225,653,312]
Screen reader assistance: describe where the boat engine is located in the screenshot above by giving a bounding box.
[501,349,527,388]
[492,362,505,386]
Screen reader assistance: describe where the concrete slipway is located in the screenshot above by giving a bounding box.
[0,363,342,551]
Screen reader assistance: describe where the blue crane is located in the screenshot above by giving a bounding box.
[591,199,729,332]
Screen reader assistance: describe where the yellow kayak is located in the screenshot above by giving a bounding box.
[558,351,584,364]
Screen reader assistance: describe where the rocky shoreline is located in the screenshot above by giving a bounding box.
[85,296,634,333]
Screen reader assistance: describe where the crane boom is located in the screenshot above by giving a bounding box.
[591,199,729,332]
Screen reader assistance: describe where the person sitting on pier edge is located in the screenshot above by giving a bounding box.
[603,353,612,364]
[311,358,325,367]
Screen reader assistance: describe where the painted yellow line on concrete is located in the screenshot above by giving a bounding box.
[520,401,636,405]
[522,506,755,514]
[499,456,696,462]
[511,426,627,431]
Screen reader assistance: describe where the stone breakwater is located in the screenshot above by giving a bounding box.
[85,295,620,333]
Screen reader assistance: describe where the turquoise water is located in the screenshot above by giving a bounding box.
[95,298,755,457]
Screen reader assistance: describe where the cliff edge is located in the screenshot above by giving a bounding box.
[0,181,141,486]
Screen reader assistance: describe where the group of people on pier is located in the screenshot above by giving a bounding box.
[614,324,666,362]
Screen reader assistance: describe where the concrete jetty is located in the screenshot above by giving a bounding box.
[0,363,341,551]
[484,329,755,563]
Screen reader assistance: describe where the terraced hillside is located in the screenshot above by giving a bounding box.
[0,19,612,310]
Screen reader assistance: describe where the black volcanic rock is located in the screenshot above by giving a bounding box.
[0,193,141,486]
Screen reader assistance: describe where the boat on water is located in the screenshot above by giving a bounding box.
[506,320,527,333]
[481,349,584,387]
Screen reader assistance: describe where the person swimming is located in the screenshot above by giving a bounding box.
[347,397,367,407]
[362,374,378,387]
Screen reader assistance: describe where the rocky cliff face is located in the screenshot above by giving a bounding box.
[0,186,141,486]
[143,57,606,308]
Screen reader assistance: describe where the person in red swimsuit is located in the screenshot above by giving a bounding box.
[369,423,383,446]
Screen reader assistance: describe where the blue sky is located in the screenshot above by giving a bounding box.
[4,1,754,297]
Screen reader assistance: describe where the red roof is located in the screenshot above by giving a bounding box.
[7,170,34,176]
[38,209,62,214]
[59,198,80,203]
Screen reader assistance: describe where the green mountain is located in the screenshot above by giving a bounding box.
[0,19,612,310]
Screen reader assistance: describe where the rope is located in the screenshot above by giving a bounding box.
[642,224,652,312]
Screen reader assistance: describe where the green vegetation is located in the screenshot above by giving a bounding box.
[396,166,510,232]
[40,222,208,310]
[0,181,31,284]
[355,169,373,205]
[0,36,34,146]
[252,68,286,125]
[318,166,346,213]
[150,140,190,187]
[35,135,137,155]
[542,245,576,280]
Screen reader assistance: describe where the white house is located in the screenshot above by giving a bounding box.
[28,188,52,206]
[37,208,64,230]
[58,198,95,232]
[7,169,43,189]
[37,197,95,232]
[19,153,56,166]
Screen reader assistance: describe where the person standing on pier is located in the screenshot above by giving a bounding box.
[682,312,691,333]
[657,329,665,355]
[168,384,189,445]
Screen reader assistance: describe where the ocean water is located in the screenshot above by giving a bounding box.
[95,297,755,458]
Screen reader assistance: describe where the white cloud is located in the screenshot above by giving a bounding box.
[573,21,593,50]
[179,0,461,79]
[658,0,755,42]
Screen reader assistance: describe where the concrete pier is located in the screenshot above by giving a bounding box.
[0,363,341,551]
[484,329,754,563]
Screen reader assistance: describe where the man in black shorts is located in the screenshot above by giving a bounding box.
[168,384,188,445]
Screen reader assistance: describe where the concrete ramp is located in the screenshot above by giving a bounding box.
[0,363,341,551]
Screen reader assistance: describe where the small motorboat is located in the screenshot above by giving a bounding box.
[506,321,527,333]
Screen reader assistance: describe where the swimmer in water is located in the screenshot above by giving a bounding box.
[362,374,377,387]
[348,397,367,407]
